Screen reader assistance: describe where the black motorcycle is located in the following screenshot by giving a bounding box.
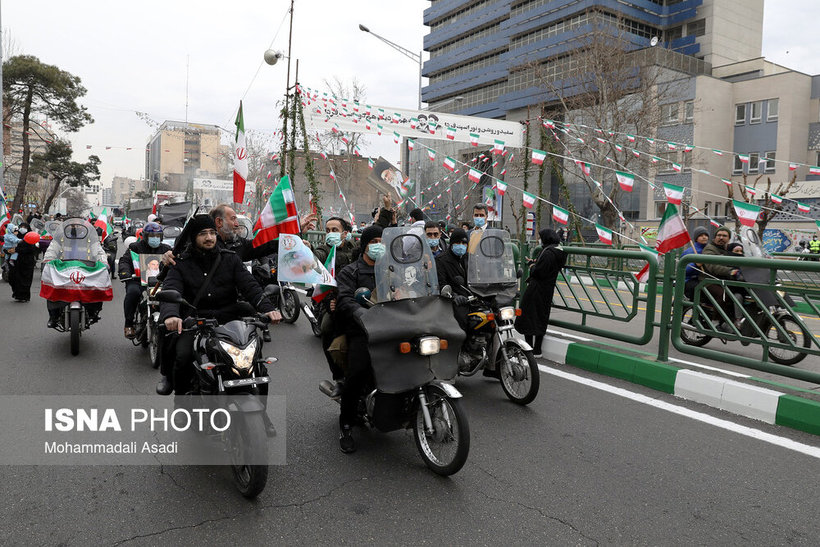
[319,227,470,475]
[250,253,303,324]
[122,275,164,368]
[155,287,278,498]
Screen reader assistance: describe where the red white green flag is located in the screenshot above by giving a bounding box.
[615,171,634,192]
[770,194,783,204]
[495,181,507,196]
[469,132,479,146]
[393,131,400,144]
[744,185,757,196]
[595,224,613,245]
[445,126,457,140]
[789,163,798,171]
[522,192,536,209]
[626,134,636,142]
[311,244,336,303]
[130,250,141,279]
[712,149,724,156]
[531,149,546,164]
[407,139,415,151]
[737,154,750,164]
[468,168,482,183]
[493,139,505,154]
[427,149,436,161]
[733,200,760,227]
[94,207,112,239]
[655,203,690,253]
[443,156,456,171]
[671,162,682,173]
[810,167,820,176]
[552,205,569,225]
[797,202,811,213]
[575,160,591,175]
[368,158,374,169]
[635,244,658,282]
[40,259,113,303]
[663,183,684,204]
[721,178,732,186]
[252,175,300,247]
[233,101,248,204]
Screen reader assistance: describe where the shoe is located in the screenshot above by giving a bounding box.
[263,414,277,438]
[329,380,344,399]
[124,326,136,339]
[156,375,173,396]
[339,425,356,454]
[482,367,500,379]
[532,352,543,358]
[47,318,58,329]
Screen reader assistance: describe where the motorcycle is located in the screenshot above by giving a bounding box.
[121,274,164,368]
[250,253,304,325]
[319,227,470,476]
[155,285,279,498]
[41,218,113,356]
[449,229,540,405]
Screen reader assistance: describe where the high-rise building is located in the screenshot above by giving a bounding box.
[145,121,229,193]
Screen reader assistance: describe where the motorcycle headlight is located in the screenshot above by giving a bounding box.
[499,307,515,321]
[219,339,257,371]
[418,336,440,356]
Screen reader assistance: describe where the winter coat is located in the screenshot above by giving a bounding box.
[3,232,20,260]
[335,256,376,336]
[314,240,357,272]
[118,239,172,278]
[514,244,567,336]
[700,242,735,278]
[159,246,274,324]
[681,241,706,282]
[435,248,470,296]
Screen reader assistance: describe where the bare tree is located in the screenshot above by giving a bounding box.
[726,169,799,238]
[319,77,368,202]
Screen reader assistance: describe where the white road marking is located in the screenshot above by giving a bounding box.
[538,364,820,460]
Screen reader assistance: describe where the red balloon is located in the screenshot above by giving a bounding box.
[24,231,40,245]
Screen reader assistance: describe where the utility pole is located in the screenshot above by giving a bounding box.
[280,0,295,179]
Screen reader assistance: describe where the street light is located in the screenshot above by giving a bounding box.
[358,23,422,110]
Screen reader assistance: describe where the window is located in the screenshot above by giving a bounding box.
[735,104,746,125]
[661,103,679,125]
[767,98,779,121]
[655,202,667,217]
[764,151,776,172]
[658,150,677,173]
[666,26,682,41]
[681,150,692,171]
[750,101,763,123]
[703,201,711,216]
[748,152,760,173]
[687,19,706,37]
[714,202,722,217]
[733,155,744,174]
[684,101,694,122]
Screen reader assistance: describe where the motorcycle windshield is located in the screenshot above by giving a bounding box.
[467,229,517,298]
[54,218,100,262]
[374,227,439,303]
[737,226,767,258]
[30,218,46,234]
[45,220,63,238]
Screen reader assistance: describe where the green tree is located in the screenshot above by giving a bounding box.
[3,55,94,213]
[29,139,100,213]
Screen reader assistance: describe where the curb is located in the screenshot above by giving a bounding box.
[543,334,820,436]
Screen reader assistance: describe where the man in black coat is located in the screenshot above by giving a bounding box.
[514,228,567,357]
[435,228,470,296]
[158,215,282,400]
[334,225,383,454]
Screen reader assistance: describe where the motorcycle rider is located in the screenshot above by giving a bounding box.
[334,224,383,453]
[435,227,469,298]
[425,221,445,258]
[158,215,282,418]
[700,226,742,328]
[118,221,171,339]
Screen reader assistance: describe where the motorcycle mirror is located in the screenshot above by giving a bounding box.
[154,289,184,304]
[440,285,454,299]
[354,287,372,305]
[516,268,523,279]
[263,284,281,297]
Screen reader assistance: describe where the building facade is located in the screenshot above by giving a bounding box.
[145,121,229,193]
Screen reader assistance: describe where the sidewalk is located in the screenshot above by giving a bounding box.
[542,329,820,437]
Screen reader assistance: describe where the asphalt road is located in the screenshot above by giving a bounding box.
[0,268,819,546]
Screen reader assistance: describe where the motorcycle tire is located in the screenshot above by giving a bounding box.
[766,316,810,366]
[680,306,712,347]
[497,340,540,405]
[280,289,300,324]
[230,413,269,498]
[69,308,81,356]
[311,318,322,337]
[149,326,162,369]
[413,391,470,476]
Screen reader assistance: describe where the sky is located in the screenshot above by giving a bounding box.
[3,0,818,195]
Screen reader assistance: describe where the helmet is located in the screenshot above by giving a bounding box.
[147,214,157,223]
[123,236,137,248]
[143,222,163,236]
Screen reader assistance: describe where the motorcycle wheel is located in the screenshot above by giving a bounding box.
[229,413,269,498]
[680,306,712,347]
[149,325,162,369]
[139,314,150,348]
[69,308,81,356]
[280,289,300,324]
[766,316,810,366]
[413,391,470,476]
[497,340,540,405]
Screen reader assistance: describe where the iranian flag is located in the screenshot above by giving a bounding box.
[552,205,569,225]
[407,139,415,151]
[311,244,337,303]
[663,183,684,204]
[712,149,724,156]
[721,178,732,186]
[542,119,555,129]
[393,131,400,144]
[445,126,457,140]
[522,192,536,209]
[770,194,783,204]
[733,200,760,227]
[655,203,690,253]
[575,160,591,176]
[94,208,112,239]
[368,158,374,169]
[40,259,113,303]
[493,139,505,154]
[469,132,479,146]
[595,224,613,245]
[443,156,456,171]
[531,149,547,165]
[810,166,820,176]
[744,185,757,196]
[615,171,634,192]
[626,134,636,142]
[151,179,158,215]
[737,154,750,164]
[635,244,658,283]
[495,181,507,196]
[789,163,798,171]
[671,162,682,173]
[129,250,142,282]
[427,149,436,161]
[468,168,482,183]
[252,175,300,247]
[233,101,248,204]
[797,202,811,213]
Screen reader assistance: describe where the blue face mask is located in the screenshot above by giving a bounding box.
[147,236,162,249]
[452,243,467,257]
[473,216,486,227]
[345,232,353,242]
[427,238,440,249]
[366,242,386,261]
[325,232,342,247]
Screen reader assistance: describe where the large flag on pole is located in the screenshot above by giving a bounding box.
[312,244,337,303]
[233,101,248,204]
[94,207,111,239]
[655,203,691,253]
[252,175,300,247]
[151,179,158,215]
